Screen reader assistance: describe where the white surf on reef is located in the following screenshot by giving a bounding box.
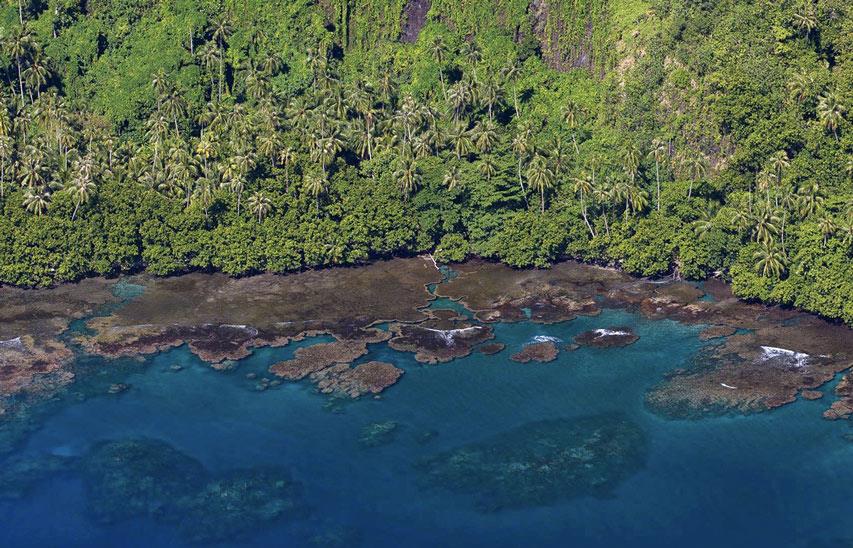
[760,346,809,367]
[425,326,483,346]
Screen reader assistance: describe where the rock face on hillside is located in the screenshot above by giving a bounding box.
[401,0,431,42]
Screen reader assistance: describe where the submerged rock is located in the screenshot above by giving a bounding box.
[801,390,824,401]
[417,414,646,511]
[0,453,75,499]
[574,328,639,348]
[477,342,505,355]
[358,421,399,448]
[80,438,305,542]
[510,341,559,363]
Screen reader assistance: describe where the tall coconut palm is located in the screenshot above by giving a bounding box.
[572,171,596,237]
[648,138,667,211]
[191,177,216,220]
[303,171,327,210]
[680,152,706,199]
[797,182,824,218]
[472,120,498,154]
[511,126,531,205]
[64,174,96,221]
[754,242,787,278]
[792,6,817,38]
[562,101,582,154]
[6,25,33,103]
[430,36,448,99]
[210,14,233,100]
[769,150,789,205]
[278,146,296,192]
[753,207,781,244]
[394,156,419,200]
[817,213,835,248]
[248,191,272,222]
[817,92,844,141]
[526,153,554,213]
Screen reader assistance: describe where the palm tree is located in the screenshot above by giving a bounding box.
[511,126,531,205]
[753,207,781,244]
[692,208,716,240]
[648,138,667,211]
[443,165,462,190]
[303,172,327,210]
[6,25,33,103]
[787,71,812,105]
[817,92,844,141]
[797,182,824,218]
[278,146,296,193]
[817,213,835,248]
[248,191,272,222]
[770,150,789,206]
[22,189,50,216]
[478,156,497,182]
[197,42,220,97]
[500,58,522,116]
[447,123,473,160]
[680,152,706,199]
[23,52,49,100]
[472,120,498,154]
[792,6,817,38]
[572,171,596,237]
[526,153,554,213]
[562,101,582,154]
[191,177,216,220]
[430,36,447,99]
[65,156,97,220]
[211,14,233,100]
[394,156,419,199]
[754,242,787,278]
[756,169,777,208]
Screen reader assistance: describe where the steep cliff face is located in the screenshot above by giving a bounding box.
[322,0,648,79]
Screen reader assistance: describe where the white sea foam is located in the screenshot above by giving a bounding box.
[0,336,23,349]
[220,324,259,337]
[720,383,737,390]
[760,346,809,367]
[532,335,562,344]
[593,329,631,337]
[425,326,482,346]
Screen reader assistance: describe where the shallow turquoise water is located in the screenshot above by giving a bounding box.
[1,307,851,547]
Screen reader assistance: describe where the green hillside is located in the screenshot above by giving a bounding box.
[0,0,851,323]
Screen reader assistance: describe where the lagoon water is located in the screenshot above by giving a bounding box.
[1,300,852,547]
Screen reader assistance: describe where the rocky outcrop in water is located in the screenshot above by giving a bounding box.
[417,414,646,511]
[388,318,494,363]
[574,328,639,348]
[510,341,559,363]
[823,375,853,420]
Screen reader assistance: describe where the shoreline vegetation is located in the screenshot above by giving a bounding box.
[0,0,850,326]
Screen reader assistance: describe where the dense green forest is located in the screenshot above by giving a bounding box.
[0,0,850,323]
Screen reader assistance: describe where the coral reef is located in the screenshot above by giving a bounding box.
[417,414,646,510]
[388,318,493,363]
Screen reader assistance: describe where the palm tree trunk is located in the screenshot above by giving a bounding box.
[72,202,79,221]
[655,161,660,211]
[581,192,595,238]
[540,187,544,213]
[18,0,23,24]
[16,59,24,103]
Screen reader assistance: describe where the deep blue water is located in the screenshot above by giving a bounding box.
[1,305,852,547]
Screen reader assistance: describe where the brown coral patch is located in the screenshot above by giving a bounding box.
[823,375,853,420]
[801,390,824,401]
[510,342,558,363]
[699,325,737,341]
[270,341,368,380]
[312,361,403,398]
